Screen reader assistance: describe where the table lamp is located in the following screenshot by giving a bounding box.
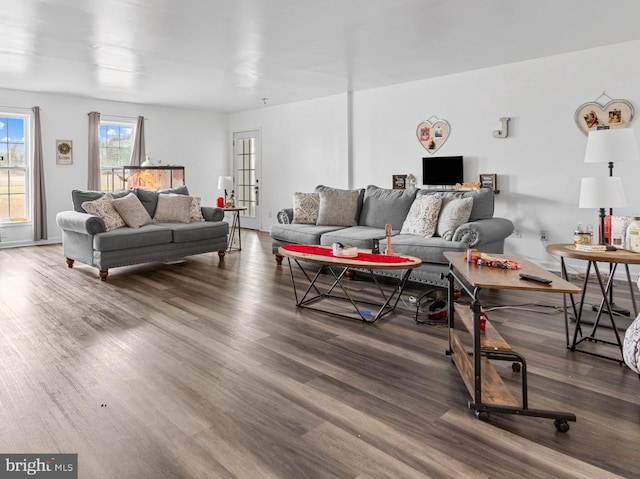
[217,176,233,205]
[584,128,639,176]
[578,176,627,247]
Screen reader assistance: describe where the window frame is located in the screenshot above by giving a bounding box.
[0,112,31,224]
[99,118,136,192]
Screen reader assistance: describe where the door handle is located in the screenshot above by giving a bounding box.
[254,185,259,206]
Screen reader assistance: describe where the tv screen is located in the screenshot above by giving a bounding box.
[422,156,464,186]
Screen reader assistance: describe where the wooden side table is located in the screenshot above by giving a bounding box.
[222,207,247,252]
[546,243,640,363]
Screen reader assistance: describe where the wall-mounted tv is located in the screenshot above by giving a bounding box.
[422,156,464,187]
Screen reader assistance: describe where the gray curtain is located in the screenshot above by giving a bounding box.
[32,106,47,241]
[88,111,101,189]
[129,115,146,166]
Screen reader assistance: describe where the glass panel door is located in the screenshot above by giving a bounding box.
[233,130,260,230]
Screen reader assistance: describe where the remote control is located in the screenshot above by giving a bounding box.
[519,273,552,284]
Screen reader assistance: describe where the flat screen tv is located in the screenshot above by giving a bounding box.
[422,156,464,186]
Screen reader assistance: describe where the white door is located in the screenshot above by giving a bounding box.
[233,130,261,230]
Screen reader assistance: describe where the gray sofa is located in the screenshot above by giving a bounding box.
[56,187,229,280]
[271,185,514,287]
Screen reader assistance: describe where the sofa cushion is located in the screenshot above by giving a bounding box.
[400,195,442,237]
[316,189,360,226]
[81,194,126,231]
[136,186,190,217]
[72,189,132,213]
[437,196,473,240]
[319,226,391,249]
[93,224,173,252]
[315,185,365,221]
[382,234,467,264]
[359,185,418,230]
[112,192,153,228]
[154,193,192,223]
[156,221,229,243]
[271,223,345,246]
[292,192,320,224]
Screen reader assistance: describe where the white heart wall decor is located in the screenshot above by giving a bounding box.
[574,98,634,136]
[416,117,450,154]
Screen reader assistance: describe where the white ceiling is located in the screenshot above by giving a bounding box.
[2,0,640,113]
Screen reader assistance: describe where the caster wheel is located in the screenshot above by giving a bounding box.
[475,410,490,421]
[512,363,521,372]
[554,419,570,433]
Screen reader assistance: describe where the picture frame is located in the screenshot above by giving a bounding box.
[392,174,407,190]
[479,173,497,191]
[574,97,634,135]
[56,140,73,165]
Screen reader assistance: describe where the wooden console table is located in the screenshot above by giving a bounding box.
[444,252,581,432]
[546,243,639,363]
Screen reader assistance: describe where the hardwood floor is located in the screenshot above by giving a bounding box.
[0,230,638,478]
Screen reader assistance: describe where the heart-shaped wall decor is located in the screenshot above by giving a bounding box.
[574,99,634,135]
[416,118,450,154]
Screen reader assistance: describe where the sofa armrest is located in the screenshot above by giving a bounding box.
[56,211,106,235]
[201,206,224,222]
[452,217,514,247]
[277,208,293,224]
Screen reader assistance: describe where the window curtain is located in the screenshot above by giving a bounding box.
[129,115,146,166]
[32,106,47,241]
[88,111,101,190]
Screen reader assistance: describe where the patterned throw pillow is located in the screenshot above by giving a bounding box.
[292,192,320,224]
[81,193,126,231]
[189,197,205,222]
[436,196,474,240]
[400,195,443,237]
[153,193,192,223]
[112,192,153,228]
[623,314,640,373]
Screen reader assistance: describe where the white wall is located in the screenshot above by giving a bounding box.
[232,39,640,274]
[229,94,348,227]
[0,89,228,246]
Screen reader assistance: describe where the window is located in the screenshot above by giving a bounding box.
[99,121,134,191]
[0,114,29,222]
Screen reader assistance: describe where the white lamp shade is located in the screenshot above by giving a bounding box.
[217,176,233,190]
[584,128,639,164]
[579,176,627,209]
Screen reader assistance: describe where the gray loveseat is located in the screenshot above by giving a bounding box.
[56,186,229,280]
[271,185,514,287]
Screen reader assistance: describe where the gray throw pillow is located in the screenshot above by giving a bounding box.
[112,192,153,228]
[72,189,131,212]
[292,192,320,224]
[316,190,360,226]
[436,196,474,240]
[154,193,192,223]
[315,185,365,221]
[359,185,418,230]
[463,188,495,221]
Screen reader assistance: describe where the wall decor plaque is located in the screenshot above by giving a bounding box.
[574,93,634,135]
[416,116,450,154]
[56,140,73,165]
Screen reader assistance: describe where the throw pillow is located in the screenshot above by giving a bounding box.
[153,193,192,223]
[112,192,153,228]
[436,196,474,240]
[292,192,320,224]
[400,195,443,237]
[189,197,205,222]
[73,189,132,213]
[81,193,126,231]
[316,189,360,226]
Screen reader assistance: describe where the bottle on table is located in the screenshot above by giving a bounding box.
[627,217,640,253]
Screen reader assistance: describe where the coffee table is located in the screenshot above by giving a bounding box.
[279,244,421,323]
[444,252,581,431]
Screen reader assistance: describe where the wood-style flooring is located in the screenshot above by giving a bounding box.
[0,230,638,478]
